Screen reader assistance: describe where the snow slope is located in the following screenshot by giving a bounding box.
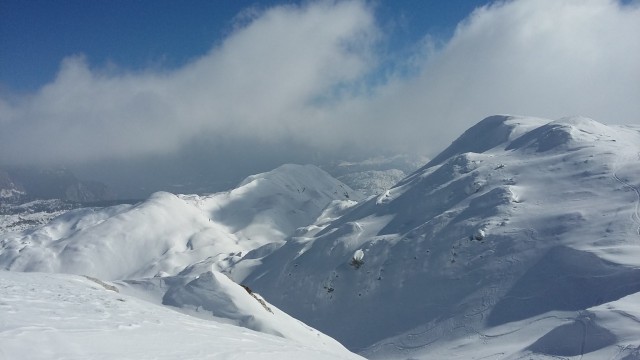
[0,164,359,280]
[114,269,352,351]
[238,116,640,358]
[0,270,363,360]
[0,164,362,357]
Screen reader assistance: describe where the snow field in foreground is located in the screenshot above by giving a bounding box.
[0,271,363,360]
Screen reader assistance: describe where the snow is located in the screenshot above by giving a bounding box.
[2,116,640,359]
[0,164,359,280]
[0,164,363,359]
[0,199,77,234]
[236,116,640,357]
[0,188,25,199]
[323,154,429,196]
[0,271,363,360]
[337,169,407,197]
[119,270,351,350]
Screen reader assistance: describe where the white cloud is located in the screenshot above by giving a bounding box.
[331,0,640,153]
[0,1,378,165]
[1,0,639,167]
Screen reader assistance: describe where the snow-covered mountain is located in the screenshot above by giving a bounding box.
[2,116,640,359]
[0,164,359,280]
[237,115,640,358]
[0,164,362,359]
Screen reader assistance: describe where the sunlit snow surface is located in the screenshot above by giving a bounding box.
[0,271,362,360]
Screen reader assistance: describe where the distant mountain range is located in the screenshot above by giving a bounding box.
[0,167,112,203]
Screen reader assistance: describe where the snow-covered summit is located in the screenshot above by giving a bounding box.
[238,116,640,358]
[425,115,549,167]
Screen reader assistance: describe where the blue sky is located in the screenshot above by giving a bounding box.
[1,0,489,92]
[1,0,639,197]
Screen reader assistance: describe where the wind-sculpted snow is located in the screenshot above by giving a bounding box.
[239,116,640,358]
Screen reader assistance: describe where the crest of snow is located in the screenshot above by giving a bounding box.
[112,268,352,352]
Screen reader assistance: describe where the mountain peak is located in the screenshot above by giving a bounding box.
[426,115,549,168]
[237,164,360,199]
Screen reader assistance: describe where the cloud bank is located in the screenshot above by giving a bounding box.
[1,0,639,167]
